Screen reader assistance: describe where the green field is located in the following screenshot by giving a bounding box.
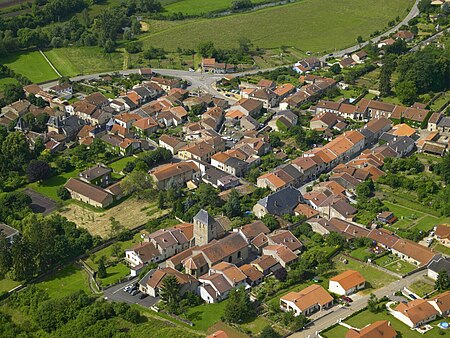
[44,47,124,77]
[139,0,412,51]
[26,169,78,201]
[109,156,136,173]
[163,0,266,16]
[0,278,20,293]
[321,308,443,338]
[0,77,19,91]
[0,50,59,83]
[185,300,228,331]
[36,264,90,298]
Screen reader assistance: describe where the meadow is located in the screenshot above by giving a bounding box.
[139,0,413,51]
[163,0,267,16]
[0,50,59,83]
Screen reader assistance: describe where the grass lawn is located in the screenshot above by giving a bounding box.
[139,0,413,51]
[0,50,59,83]
[321,308,443,338]
[240,316,272,336]
[98,262,129,287]
[0,77,19,91]
[373,255,417,275]
[431,242,450,256]
[36,264,90,298]
[109,156,135,173]
[0,278,21,293]
[44,47,124,77]
[185,300,228,332]
[27,169,78,201]
[349,247,371,261]
[163,0,267,16]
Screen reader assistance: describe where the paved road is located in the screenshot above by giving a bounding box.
[289,270,427,338]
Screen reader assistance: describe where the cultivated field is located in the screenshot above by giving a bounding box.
[0,50,59,83]
[44,47,124,77]
[59,199,168,238]
[139,0,413,51]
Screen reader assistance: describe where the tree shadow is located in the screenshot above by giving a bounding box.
[187,310,203,322]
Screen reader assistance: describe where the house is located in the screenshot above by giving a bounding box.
[274,83,296,99]
[232,98,263,117]
[85,92,109,108]
[377,211,397,224]
[158,134,186,155]
[125,241,159,274]
[178,142,216,162]
[280,284,333,316]
[310,112,341,130]
[64,178,114,208]
[394,30,414,41]
[392,299,438,328]
[268,110,298,131]
[79,164,112,187]
[239,264,264,286]
[429,291,450,317]
[351,51,368,63]
[391,239,437,266]
[329,270,366,295]
[434,224,450,247]
[317,198,357,221]
[339,57,356,68]
[211,151,248,177]
[201,58,235,74]
[377,38,396,48]
[139,267,198,297]
[345,320,397,338]
[251,255,282,276]
[256,79,276,89]
[198,262,249,303]
[49,83,73,98]
[202,167,240,190]
[150,77,181,91]
[427,256,450,280]
[253,186,303,218]
[257,169,297,192]
[262,245,298,267]
[240,115,260,130]
[248,88,279,108]
[206,331,229,338]
[0,223,19,243]
[293,58,323,73]
[294,203,319,219]
[150,161,200,190]
[133,117,158,138]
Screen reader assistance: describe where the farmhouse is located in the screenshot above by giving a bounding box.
[158,134,187,154]
[280,284,333,317]
[329,270,366,295]
[139,267,198,297]
[64,178,114,208]
[79,164,112,187]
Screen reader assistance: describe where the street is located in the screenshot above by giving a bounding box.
[103,278,160,308]
[289,270,427,338]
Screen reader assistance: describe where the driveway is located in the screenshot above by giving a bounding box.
[23,188,57,215]
[103,278,160,308]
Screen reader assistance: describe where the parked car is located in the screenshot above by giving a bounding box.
[139,293,148,300]
[341,295,353,303]
[130,289,140,296]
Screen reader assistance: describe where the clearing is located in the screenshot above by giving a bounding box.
[0,50,59,83]
[59,199,168,238]
[139,0,413,51]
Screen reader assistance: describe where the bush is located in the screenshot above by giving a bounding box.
[57,186,70,200]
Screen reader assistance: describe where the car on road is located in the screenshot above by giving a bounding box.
[139,293,148,300]
[123,285,132,292]
[130,289,140,296]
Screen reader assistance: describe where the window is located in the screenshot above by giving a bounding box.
[228,256,232,263]
[237,251,241,258]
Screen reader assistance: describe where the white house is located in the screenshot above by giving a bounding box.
[328,270,365,296]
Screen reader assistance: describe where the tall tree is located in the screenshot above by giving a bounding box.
[1,132,32,172]
[159,275,180,312]
[225,189,242,218]
[222,287,254,323]
[26,160,51,182]
[0,233,12,277]
[97,256,107,279]
[11,237,36,281]
[435,270,450,291]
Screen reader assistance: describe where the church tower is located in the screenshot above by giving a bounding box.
[193,209,217,246]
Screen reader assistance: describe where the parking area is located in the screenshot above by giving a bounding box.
[103,278,159,308]
[23,188,57,215]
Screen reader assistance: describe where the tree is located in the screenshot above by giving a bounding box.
[120,170,153,198]
[259,326,280,338]
[97,256,107,279]
[395,80,417,105]
[356,35,364,44]
[418,0,431,12]
[159,275,180,312]
[197,41,216,58]
[325,232,346,247]
[57,186,70,200]
[329,63,341,74]
[379,65,392,97]
[3,83,25,104]
[11,237,36,281]
[435,270,450,291]
[367,293,379,313]
[225,189,242,218]
[222,287,254,323]
[262,214,279,231]
[26,160,51,182]
[1,132,32,172]
[110,217,124,237]
[0,233,12,277]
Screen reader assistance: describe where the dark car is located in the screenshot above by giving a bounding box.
[130,289,140,296]
[341,295,353,303]
[139,293,148,300]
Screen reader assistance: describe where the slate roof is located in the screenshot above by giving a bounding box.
[256,186,302,216]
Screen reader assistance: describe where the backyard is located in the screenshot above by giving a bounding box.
[373,254,417,275]
[321,307,444,338]
[59,199,168,238]
[26,168,78,202]
[407,278,436,298]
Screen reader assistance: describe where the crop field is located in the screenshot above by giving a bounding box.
[44,47,124,77]
[0,50,59,83]
[139,0,413,51]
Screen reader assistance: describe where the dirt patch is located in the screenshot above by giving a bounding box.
[140,21,149,32]
[59,198,169,238]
